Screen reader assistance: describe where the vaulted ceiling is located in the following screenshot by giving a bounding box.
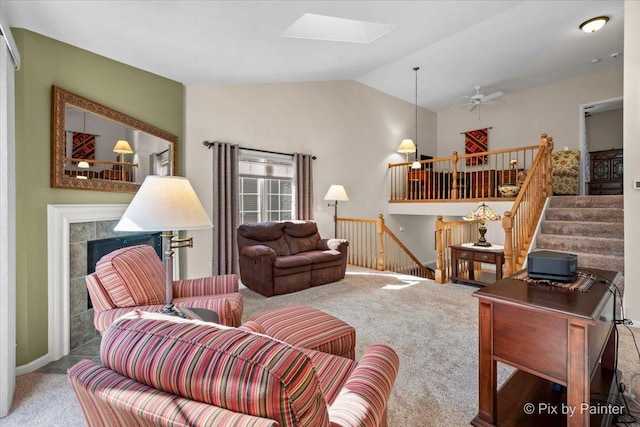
[2,0,624,112]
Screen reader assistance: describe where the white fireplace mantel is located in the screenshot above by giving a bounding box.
[47,204,127,362]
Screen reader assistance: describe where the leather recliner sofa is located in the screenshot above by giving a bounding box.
[237,220,348,297]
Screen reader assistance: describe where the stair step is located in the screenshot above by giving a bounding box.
[575,252,624,274]
[545,207,624,223]
[540,221,624,239]
[536,234,624,257]
[549,195,623,209]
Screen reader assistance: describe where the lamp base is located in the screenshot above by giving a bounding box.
[161,303,188,318]
[474,223,492,247]
[473,241,493,247]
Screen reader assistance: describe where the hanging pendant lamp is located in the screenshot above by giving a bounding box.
[410,66,421,169]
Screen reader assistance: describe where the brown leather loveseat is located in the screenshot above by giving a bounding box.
[237,220,348,296]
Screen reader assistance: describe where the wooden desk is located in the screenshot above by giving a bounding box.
[472,269,620,427]
[450,244,504,286]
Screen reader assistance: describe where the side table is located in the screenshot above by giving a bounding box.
[180,307,220,323]
[450,243,504,286]
[472,268,620,426]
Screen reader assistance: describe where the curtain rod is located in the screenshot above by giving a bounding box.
[202,141,316,159]
[460,126,493,135]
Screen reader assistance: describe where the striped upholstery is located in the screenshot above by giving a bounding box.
[86,245,243,331]
[91,293,242,333]
[68,312,399,427]
[248,304,356,359]
[328,344,400,427]
[173,274,238,296]
[95,245,166,307]
[101,315,330,426]
[68,360,277,427]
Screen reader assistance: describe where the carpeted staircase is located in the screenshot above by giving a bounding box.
[536,195,624,273]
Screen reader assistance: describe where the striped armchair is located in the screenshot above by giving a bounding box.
[68,311,399,427]
[85,245,243,332]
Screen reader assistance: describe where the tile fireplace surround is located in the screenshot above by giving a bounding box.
[47,204,182,365]
[47,204,127,362]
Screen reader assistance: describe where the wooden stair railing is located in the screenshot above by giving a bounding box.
[434,216,480,283]
[337,214,434,279]
[430,133,554,282]
[388,145,542,202]
[502,133,554,275]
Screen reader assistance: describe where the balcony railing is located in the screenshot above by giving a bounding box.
[388,144,542,202]
[64,157,138,182]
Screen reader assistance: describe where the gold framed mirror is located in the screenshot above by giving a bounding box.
[51,85,178,193]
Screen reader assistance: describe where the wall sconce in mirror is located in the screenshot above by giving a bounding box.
[51,86,178,193]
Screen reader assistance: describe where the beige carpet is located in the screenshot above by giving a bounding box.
[3,266,640,426]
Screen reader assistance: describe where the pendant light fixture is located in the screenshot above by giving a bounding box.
[410,66,421,170]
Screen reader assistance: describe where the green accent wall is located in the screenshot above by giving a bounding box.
[13,29,184,366]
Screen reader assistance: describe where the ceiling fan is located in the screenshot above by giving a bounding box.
[451,86,504,112]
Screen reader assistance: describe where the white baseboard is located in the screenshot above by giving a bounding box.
[15,353,50,376]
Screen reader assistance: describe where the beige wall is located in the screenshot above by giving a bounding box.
[437,66,623,154]
[586,108,623,151]
[624,0,640,322]
[184,81,437,278]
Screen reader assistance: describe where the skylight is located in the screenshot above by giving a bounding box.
[281,13,396,44]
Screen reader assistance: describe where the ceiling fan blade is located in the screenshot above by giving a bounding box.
[469,103,478,112]
[482,91,503,102]
[450,102,472,109]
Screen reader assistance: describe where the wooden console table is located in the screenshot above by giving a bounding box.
[472,269,620,427]
[450,244,504,286]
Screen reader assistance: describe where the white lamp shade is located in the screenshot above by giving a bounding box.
[397,139,416,154]
[324,184,349,201]
[114,175,212,232]
[77,161,90,168]
[113,140,133,154]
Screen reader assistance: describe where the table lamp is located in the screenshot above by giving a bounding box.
[114,175,212,317]
[324,184,349,238]
[463,202,501,247]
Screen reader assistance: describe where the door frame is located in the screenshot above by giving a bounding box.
[578,96,623,195]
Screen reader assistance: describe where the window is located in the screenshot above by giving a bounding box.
[238,150,294,223]
[240,177,293,223]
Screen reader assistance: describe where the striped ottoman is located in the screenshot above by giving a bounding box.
[247,304,356,360]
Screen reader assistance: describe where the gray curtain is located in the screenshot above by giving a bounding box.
[210,141,239,275]
[294,153,314,220]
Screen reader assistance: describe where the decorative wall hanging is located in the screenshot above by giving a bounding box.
[464,128,489,165]
[71,131,96,161]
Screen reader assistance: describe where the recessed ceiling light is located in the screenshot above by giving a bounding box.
[281,13,396,44]
[590,58,602,64]
[579,16,609,33]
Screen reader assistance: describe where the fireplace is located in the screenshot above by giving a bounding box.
[47,204,181,361]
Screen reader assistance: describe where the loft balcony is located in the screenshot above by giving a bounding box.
[388,141,546,216]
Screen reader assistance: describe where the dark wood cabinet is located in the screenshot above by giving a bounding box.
[472,269,621,427]
[588,149,623,195]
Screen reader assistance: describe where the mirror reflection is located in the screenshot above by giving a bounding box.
[51,86,178,193]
